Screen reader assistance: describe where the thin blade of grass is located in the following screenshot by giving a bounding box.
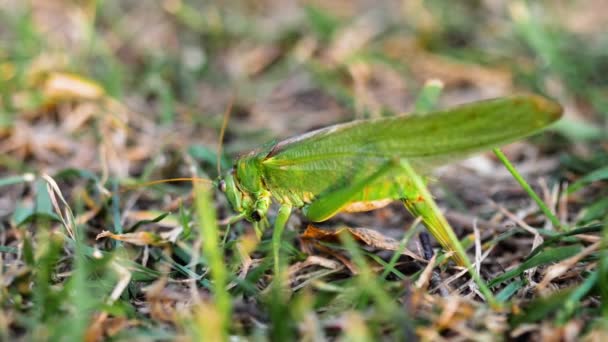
[488,244,583,287]
[0,173,35,187]
[414,79,444,113]
[380,219,421,280]
[601,223,608,318]
[193,181,231,338]
[554,270,598,324]
[493,148,563,230]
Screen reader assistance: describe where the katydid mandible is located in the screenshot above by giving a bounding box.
[218,95,562,266]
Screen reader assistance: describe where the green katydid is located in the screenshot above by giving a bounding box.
[216,94,562,269]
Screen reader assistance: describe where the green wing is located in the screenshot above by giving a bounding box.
[259,95,562,204]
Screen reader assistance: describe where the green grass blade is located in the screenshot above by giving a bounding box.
[568,165,608,193]
[194,181,231,338]
[0,173,35,188]
[414,79,444,113]
[380,221,421,280]
[488,245,582,287]
[338,232,405,325]
[493,148,563,230]
[495,279,525,302]
[555,270,598,324]
[601,223,608,318]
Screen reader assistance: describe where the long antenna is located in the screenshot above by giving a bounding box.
[217,97,234,177]
[120,177,212,192]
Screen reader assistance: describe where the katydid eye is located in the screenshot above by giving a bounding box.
[218,180,227,192]
[251,210,262,222]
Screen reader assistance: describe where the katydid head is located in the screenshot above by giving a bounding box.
[218,170,243,214]
[218,164,271,223]
[215,97,269,222]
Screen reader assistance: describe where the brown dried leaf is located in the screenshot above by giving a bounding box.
[302,224,422,261]
[287,255,342,277]
[415,253,438,290]
[302,224,399,248]
[226,44,281,77]
[85,314,138,342]
[422,296,477,333]
[42,72,105,103]
[142,278,188,323]
[96,230,167,246]
[0,120,76,164]
[537,241,601,293]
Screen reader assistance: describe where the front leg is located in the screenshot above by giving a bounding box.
[272,204,293,277]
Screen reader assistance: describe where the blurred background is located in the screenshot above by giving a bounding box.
[0,0,605,179]
[0,1,607,340]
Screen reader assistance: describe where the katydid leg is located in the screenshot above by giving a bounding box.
[398,160,498,305]
[301,157,467,266]
[397,160,467,266]
[272,204,293,276]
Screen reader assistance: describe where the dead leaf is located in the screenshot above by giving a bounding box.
[435,296,476,331]
[415,253,438,290]
[537,241,601,293]
[144,277,179,323]
[226,43,281,77]
[287,255,342,277]
[85,314,138,342]
[301,224,423,261]
[96,230,167,246]
[42,72,105,103]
